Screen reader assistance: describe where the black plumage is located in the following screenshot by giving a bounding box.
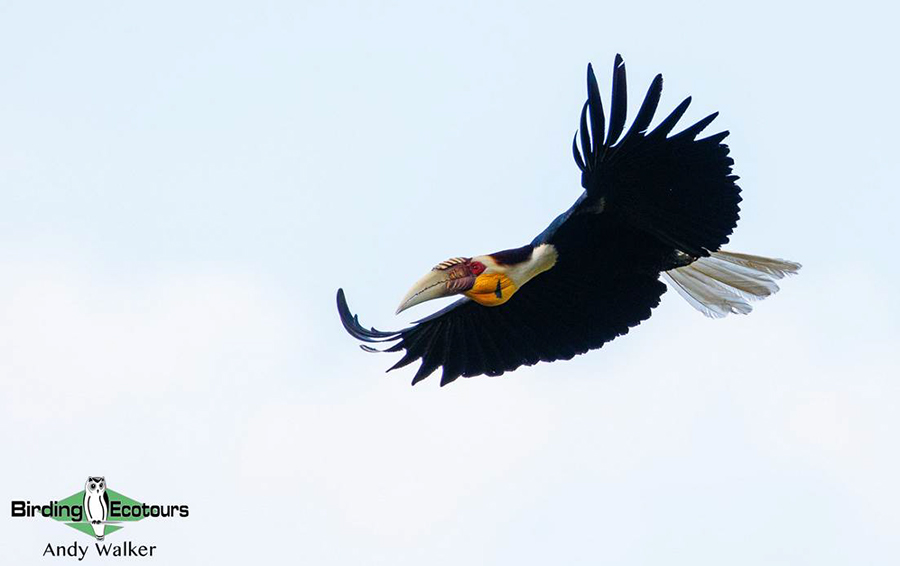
[338,55,743,386]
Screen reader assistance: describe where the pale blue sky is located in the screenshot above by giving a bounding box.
[1,1,898,564]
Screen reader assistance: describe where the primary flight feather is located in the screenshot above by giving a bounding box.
[337,55,800,386]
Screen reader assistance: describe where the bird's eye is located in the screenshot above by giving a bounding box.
[470,261,486,275]
[90,484,95,489]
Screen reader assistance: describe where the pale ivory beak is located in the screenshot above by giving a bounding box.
[396,267,474,314]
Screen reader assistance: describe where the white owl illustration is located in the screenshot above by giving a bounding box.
[83,476,109,540]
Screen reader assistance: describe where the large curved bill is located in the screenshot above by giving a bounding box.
[396,266,475,314]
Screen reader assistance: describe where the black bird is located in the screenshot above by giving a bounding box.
[337,55,800,386]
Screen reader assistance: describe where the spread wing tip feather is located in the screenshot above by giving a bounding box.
[336,288,402,343]
[606,52,628,148]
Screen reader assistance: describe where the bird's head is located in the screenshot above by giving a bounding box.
[395,245,557,314]
[395,254,519,314]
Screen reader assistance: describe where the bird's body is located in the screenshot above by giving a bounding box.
[338,55,799,386]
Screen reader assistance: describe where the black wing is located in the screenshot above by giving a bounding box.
[338,213,667,386]
[568,54,741,257]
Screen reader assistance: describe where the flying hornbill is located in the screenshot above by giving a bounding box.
[337,55,800,386]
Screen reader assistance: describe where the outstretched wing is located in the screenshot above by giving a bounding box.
[338,216,667,386]
[568,54,741,257]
